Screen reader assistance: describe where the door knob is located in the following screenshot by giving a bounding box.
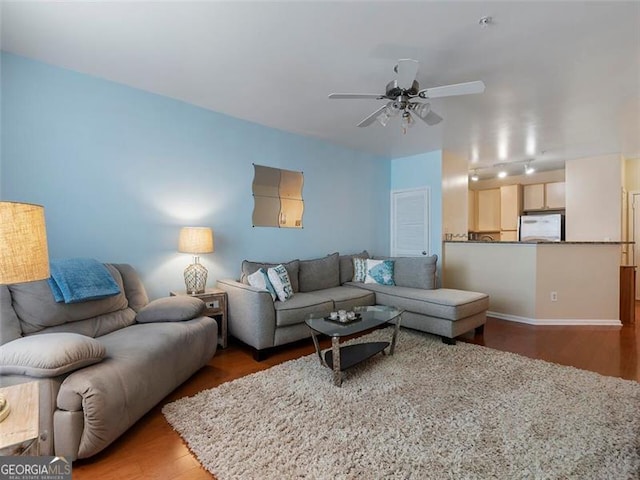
[422,251,427,255]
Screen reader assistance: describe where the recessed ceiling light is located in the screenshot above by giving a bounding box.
[497,170,507,179]
[470,170,479,182]
[525,165,535,175]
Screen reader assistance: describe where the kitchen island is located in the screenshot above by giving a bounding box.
[443,241,627,325]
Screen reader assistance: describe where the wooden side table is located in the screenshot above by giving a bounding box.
[0,381,40,456]
[170,288,228,348]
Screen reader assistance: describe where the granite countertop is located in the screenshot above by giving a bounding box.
[445,240,633,245]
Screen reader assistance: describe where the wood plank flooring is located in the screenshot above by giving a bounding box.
[72,309,640,479]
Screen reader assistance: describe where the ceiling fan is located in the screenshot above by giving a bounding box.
[328,59,485,133]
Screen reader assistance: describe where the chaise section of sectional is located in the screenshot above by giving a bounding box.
[346,282,489,344]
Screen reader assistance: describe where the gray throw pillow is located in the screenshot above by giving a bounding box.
[338,251,370,284]
[299,252,340,292]
[0,333,106,377]
[136,296,205,323]
[373,255,438,289]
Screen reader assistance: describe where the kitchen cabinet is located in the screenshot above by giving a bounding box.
[468,190,476,232]
[500,184,522,230]
[523,182,565,211]
[545,182,565,209]
[500,230,518,241]
[476,188,501,231]
[523,184,545,210]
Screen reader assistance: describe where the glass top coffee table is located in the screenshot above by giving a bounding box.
[305,305,403,386]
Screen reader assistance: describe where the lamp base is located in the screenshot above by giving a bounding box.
[184,262,208,294]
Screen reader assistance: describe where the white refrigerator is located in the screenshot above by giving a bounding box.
[519,214,564,242]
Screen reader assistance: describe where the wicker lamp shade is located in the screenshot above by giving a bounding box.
[178,227,214,294]
[0,201,50,285]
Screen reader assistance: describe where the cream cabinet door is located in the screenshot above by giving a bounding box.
[545,182,565,209]
[468,190,477,232]
[477,189,501,231]
[523,184,545,210]
[500,184,522,230]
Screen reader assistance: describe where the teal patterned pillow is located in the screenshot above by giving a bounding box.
[352,257,368,282]
[267,264,294,302]
[364,259,395,286]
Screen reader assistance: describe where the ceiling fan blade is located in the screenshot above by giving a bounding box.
[418,80,485,99]
[356,103,390,127]
[396,59,419,90]
[329,93,385,100]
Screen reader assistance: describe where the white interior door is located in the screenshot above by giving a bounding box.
[390,187,430,257]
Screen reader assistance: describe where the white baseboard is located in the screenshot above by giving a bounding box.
[488,311,622,327]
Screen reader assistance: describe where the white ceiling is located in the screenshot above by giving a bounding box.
[2,1,639,179]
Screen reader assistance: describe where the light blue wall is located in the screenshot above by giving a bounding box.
[1,53,391,298]
[390,151,443,283]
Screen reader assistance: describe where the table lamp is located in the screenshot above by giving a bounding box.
[0,201,50,422]
[178,226,214,294]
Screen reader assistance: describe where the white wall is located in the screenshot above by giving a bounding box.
[565,154,622,241]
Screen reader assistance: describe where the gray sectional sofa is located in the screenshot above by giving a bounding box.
[0,264,218,460]
[217,252,489,360]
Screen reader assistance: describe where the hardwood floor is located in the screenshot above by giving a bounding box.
[73,308,640,479]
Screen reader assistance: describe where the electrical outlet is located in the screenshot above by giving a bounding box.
[550,291,558,302]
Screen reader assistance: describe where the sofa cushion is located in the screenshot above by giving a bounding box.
[0,333,106,377]
[338,251,369,284]
[241,259,300,293]
[9,264,130,334]
[136,296,205,323]
[273,293,333,327]
[374,255,438,290]
[0,286,22,345]
[299,252,340,292]
[313,286,375,311]
[364,259,395,286]
[347,283,488,321]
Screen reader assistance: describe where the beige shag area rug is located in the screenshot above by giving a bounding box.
[163,328,640,480]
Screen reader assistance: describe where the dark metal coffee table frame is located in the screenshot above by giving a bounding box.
[305,306,403,387]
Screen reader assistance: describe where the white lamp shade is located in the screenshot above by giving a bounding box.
[0,202,50,284]
[178,227,214,254]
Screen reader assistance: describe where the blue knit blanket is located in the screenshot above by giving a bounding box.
[48,258,120,304]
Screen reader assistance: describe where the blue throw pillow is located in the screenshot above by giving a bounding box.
[364,259,395,286]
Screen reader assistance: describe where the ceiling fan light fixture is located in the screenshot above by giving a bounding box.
[401,111,414,134]
[412,102,431,119]
[376,105,395,127]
